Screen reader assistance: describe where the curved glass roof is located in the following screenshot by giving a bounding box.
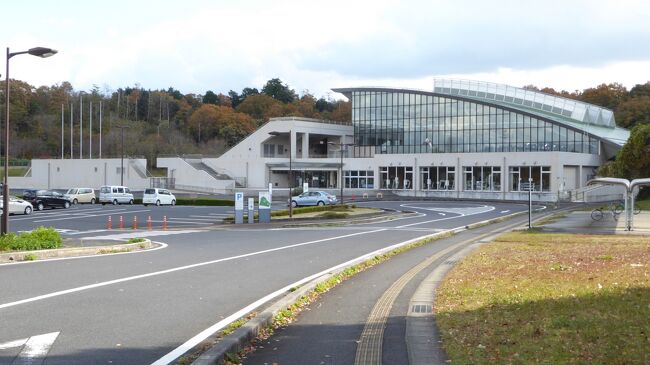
[433,78,615,128]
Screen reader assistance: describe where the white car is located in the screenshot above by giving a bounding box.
[0,196,33,215]
[64,188,96,204]
[142,188,176,206]
[99,185,134,205]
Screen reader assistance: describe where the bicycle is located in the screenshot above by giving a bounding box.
[591,202,623,221]
[591,201,641,221]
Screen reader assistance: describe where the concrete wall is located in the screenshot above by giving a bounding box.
[10,158,150,190]
[156,157,234,193]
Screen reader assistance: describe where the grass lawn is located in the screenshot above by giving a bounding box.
[0,167,29,177]
[637,198,650,211]
[435,231,650,364]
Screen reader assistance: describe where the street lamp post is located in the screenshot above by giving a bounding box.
[3,47,57,235]
[269,130,292,218]
[328,142,355,205]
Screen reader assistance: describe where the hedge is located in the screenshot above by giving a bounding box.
[0,227,62,251]
[135,198,234,206]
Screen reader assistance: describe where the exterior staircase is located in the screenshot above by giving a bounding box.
[185,159,245,188]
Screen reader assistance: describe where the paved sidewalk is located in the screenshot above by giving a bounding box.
[241,216,531,365]
[541,211,650,234]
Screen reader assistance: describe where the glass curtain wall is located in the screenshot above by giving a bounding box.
[420,166,455,190]
[351,91,599,156]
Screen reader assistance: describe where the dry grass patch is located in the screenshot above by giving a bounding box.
[435,231,650,364]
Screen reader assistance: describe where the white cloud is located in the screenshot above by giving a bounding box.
[2,0,650,100]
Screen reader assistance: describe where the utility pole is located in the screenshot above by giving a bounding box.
[61,104,64,159]
[79,94,83,159]
[70,103,73,158]
[99,101,102,159]
[89,102,92,159]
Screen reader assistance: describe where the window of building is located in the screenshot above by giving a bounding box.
[509,166,551,191]
[420,166,455,190]
[344,170,375,189]
[379,166,413,189]
[262,144,276,157]
[463,166,501,191]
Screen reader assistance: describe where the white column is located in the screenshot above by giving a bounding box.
[302,132,309,159]
[290,130,297,160]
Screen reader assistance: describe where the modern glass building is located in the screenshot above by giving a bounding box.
[166,79,629,202]
[331,79,629,201]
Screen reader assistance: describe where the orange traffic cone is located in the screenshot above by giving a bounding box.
[107,216,112,230]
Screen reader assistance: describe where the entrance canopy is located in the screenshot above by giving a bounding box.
[267,162,340,171]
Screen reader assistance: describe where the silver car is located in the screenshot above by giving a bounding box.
[290,191,337,207]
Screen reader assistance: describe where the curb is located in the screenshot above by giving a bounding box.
[187,210,527,365]
[0,239,155,263]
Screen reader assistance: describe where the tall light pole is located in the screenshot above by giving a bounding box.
[269,130,292,218]
[328,142,355,205]
[115,125,129,186]
[3,47,57,235]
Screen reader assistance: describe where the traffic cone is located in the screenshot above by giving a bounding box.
[107,216,112,230]
[119,215,124,229]
[147,216,152,231]
[132,216,138,230]
[163,215,168,230]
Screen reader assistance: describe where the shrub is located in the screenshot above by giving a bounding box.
[318,211,349,219]
[127,237,146,244]
[0,227,62,251]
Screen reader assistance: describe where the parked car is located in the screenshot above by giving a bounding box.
[21,189,71,210]
[0,196,33,215]
[99,185,134,205]
[64,188,96,204]
[142,188,176,206]
[290,191,337,207]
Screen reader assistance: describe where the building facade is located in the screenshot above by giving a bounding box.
[156,79,630,202]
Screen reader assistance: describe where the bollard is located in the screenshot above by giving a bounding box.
[133,216,138,230]
[147,216,152,231]
[163,215,168,230]
[352,194,356,201]
[119,215,124,229]
[107,216,112,230]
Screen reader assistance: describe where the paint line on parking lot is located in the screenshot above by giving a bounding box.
[32,209,151,223]
[0,228,386,311]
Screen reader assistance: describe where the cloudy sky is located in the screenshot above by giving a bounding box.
[3,0,650,99]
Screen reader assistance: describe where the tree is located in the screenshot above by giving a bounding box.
[579,83,628,110]
[188,104,220,142]
[228,90,241,108]
[262,78,296,103]
[615,96,650,128]
[630,82,650,98]
[202,90,219,105]
[236,94,284,121]
[598,123,650,179]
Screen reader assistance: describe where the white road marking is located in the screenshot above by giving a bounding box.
[395,205,495,228]
[0,337,27,350]
[0,242,168,267]
[150,226,463,365]
[500,210,510,213]
[32,209,151,223]
[0,229,385,310]
[438,213,446,216]
[2,332,59,365]
[82,230,203,240]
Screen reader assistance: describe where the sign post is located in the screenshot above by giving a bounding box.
[234,192,244,224]
[528,178,533,229]
[247,198,255,224]
[258,191,271,223]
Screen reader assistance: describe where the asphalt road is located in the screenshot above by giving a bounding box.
[0,200,527,365]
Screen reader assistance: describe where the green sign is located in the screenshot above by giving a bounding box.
[259,192,271,209]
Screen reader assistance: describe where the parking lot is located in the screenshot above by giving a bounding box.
[7,204,235,236]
